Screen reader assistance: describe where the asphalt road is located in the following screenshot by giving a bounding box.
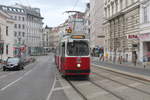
[0,54,68,100]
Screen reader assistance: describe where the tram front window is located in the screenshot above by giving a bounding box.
[67,41,89,56]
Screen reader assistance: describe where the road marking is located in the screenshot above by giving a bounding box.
[53,86,71,91]
[46,77,56,100]
[0,69,33,91]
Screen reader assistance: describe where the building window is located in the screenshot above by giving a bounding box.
[112,3,114,15]
[22,24,25,29]
[22,17,25,21]
[21,10,24,13]
[105,8,107,18]
[8,8,12,11]
[108,6,110,17]
[2,6,7,11]
[14,32,17,37]
[14,24,17,28]
[13,8,16,12]
[6,45,8,55]
[22,32,25,37]
[120,0,123,10]
[18,24,21,29]
[6,26,8,36]
[19,32,21,36]
[116,0,118,12]
[17,9,21,12]
[143,7,148,23]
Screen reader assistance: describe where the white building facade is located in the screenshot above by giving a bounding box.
[0,10,14,60]
[42,26,53,52]
[0,5,27,58]
[0,4,44,56]
[25,8,43,55]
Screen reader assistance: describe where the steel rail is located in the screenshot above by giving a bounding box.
[93,71,150,96]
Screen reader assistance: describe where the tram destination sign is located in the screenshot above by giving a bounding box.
[71,35,85,39]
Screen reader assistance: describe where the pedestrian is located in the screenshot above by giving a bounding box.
[99,48,104,61]
[132,51,137,66]
[119,56,123,64]
[105,52,108,61]
[143,55,148,68]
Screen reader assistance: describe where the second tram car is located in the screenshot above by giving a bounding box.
[55,34,90,78]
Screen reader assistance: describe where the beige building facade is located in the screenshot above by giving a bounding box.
[139,0,150,62]
[84,3,90,39]
[90,0,105,48]
[104,0,140,62]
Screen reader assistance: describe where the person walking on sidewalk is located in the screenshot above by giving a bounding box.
[105,52,108,61]
[99,48,104,61]
[132,51,137,66]
[143,55,148,68]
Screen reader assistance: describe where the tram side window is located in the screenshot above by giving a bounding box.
[62,43,65,57]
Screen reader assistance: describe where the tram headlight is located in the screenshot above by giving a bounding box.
[77,64,81,68]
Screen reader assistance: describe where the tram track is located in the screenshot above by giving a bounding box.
[93,71,150,96]
[66,78,88,100]
[66,77,124,100]
[93,66,150,86]
[88,79,124,100]
[93,65,150,86]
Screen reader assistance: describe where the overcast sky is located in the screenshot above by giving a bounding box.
[0,0,89,27]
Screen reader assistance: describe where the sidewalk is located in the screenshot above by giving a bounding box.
[92,57,150,69]
[92,57,150,77]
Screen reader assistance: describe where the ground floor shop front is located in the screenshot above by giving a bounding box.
[139,33,150,63]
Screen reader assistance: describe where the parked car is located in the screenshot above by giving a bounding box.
[3,57,24,71]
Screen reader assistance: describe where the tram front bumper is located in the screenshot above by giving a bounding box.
[64,70,90,75]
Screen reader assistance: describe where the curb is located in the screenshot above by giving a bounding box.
[92,63,150,82]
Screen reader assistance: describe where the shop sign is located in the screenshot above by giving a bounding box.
[127,35,138,39]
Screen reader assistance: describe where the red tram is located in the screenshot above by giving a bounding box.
[55,34,90,78]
